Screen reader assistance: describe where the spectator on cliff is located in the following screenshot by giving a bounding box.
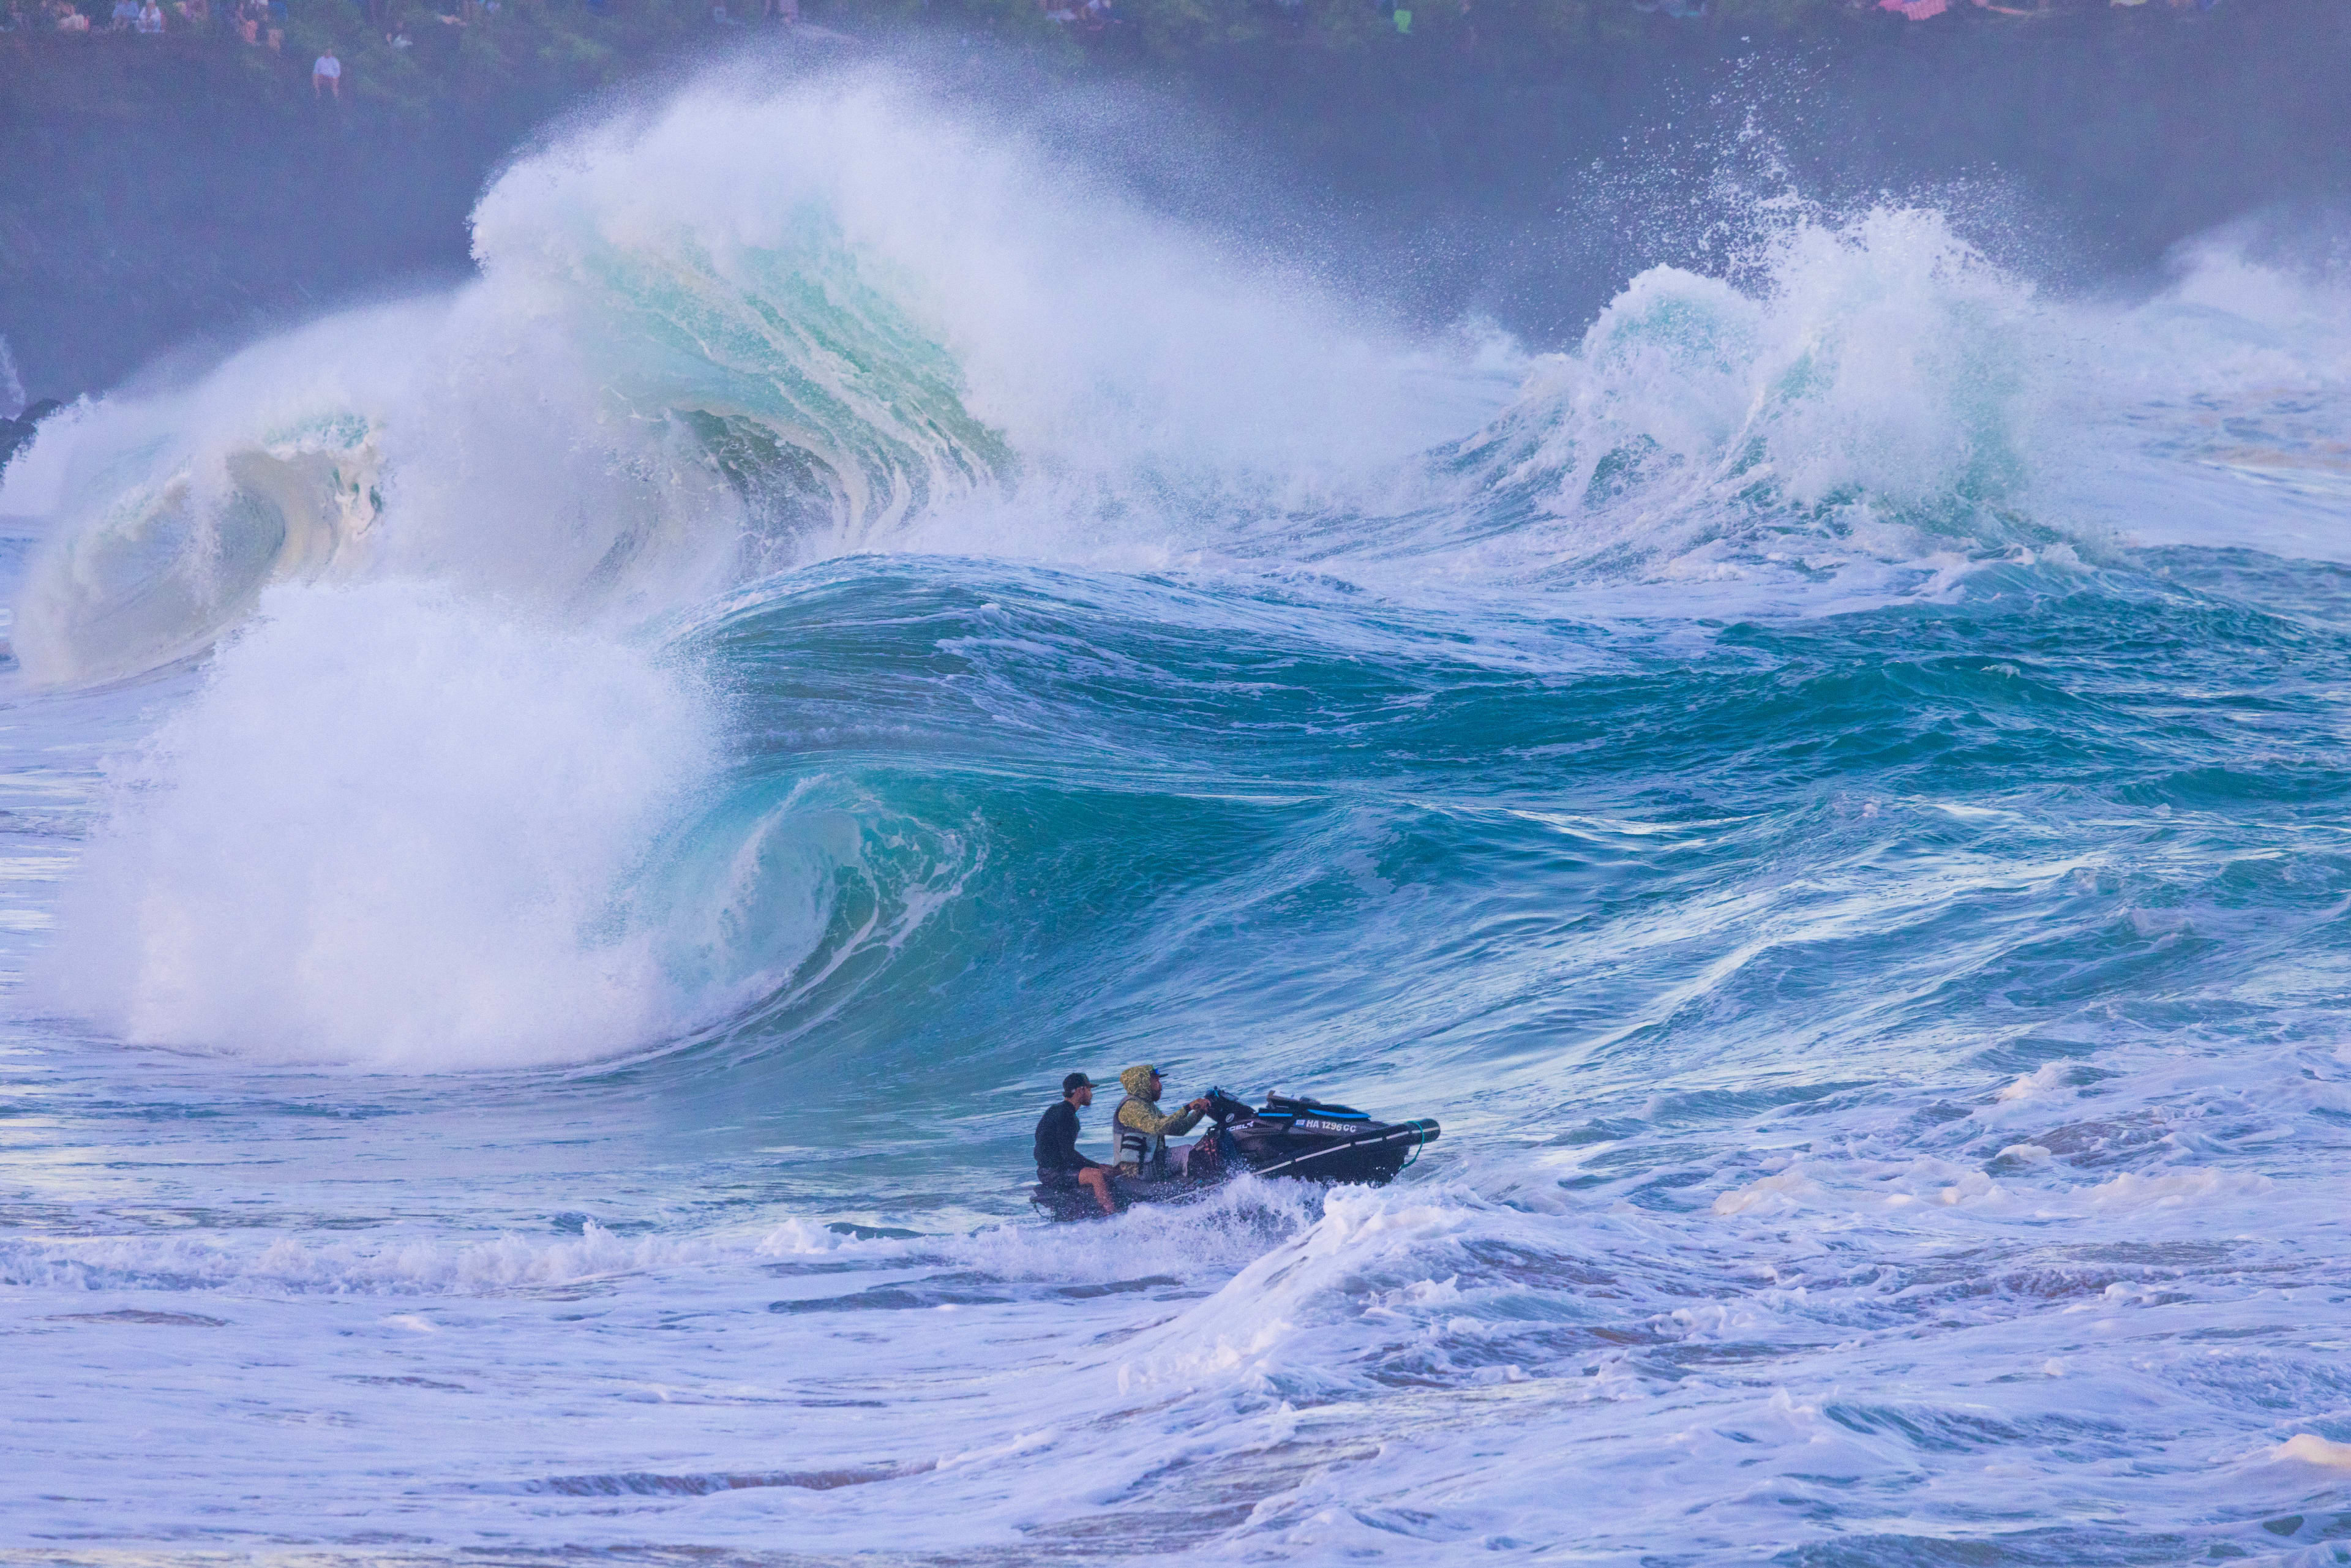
[58,4,91,26]
[313,45,341,96]
[136,0,163,28]
[108,0,135,26]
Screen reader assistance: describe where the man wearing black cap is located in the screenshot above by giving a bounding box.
[1035,1073,1116,1216]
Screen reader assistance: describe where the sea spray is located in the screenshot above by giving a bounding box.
[34,581,721,1068]
[1447,205,2053,588]
[14,72,1509,694]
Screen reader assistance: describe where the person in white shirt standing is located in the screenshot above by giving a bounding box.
[312,47,341,99]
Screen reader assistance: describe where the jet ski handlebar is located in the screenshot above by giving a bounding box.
[1199,1087,1256,1125]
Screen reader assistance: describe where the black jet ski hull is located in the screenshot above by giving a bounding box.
[1228,1118,1439,1184]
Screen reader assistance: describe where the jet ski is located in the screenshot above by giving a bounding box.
[1030,1087,1439,1222]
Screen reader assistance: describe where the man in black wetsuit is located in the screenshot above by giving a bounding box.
[1035,1072,1117,1216]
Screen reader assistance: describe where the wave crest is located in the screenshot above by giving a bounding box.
[1453,208,2050,585]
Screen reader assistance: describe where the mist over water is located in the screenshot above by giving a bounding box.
[36,582,719,1068]
[7,63,2351,1566]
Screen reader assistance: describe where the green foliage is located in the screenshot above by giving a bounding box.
[0,0,737,126]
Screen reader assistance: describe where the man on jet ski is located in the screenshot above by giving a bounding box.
[1112,1064,1213,1178]
[1034,1073,1117,1216]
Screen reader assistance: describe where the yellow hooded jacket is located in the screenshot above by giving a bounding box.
[1112,1063,1205,1173]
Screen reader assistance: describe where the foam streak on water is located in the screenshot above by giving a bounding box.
[5,68,2351,1567]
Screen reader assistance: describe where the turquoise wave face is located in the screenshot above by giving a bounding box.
[596,546,2351,1193]
[557,199,1014,558]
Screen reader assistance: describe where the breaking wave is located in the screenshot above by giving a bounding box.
[7,69,2349,1076]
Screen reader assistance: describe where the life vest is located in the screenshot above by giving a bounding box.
[1113,1098,1169,1176]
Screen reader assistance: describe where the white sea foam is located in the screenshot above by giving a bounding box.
[1461,206,2046,571]
[2,1218,738,1295]
[0,394,88,523]
[1,1062,2340,1559]
[31,581,721,1068]
[469,73,1500,492]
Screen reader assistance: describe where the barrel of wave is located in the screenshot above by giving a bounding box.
[13,421,384,689]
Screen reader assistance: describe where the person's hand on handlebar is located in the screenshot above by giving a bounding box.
[1188,1098,1212,1113]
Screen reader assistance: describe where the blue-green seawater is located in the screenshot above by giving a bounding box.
[4,75,2351,1567]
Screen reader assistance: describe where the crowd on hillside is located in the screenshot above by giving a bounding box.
[0,0,2239,44]
[2,0,287,40]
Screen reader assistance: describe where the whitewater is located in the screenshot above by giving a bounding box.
[6,66,2351,1565]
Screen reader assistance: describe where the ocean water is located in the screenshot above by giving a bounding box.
[6,69,2351,1566]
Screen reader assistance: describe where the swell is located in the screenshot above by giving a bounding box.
[560,545,2351,1133]
[10,71,2351,1073]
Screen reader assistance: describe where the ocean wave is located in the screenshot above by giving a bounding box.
[12,77,2349,696]
[11,72,2351,1079]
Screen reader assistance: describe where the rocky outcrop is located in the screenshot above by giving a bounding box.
[0,400,63,481]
